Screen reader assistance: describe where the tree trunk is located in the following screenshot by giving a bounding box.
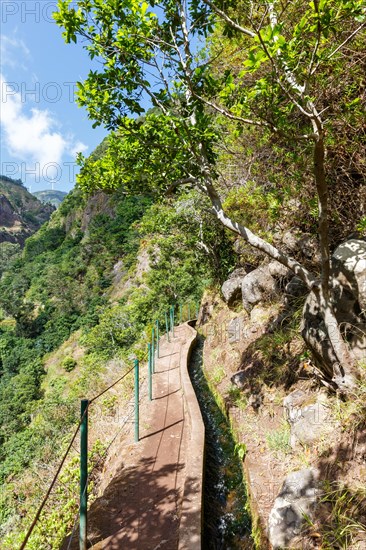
[203,178,359,391]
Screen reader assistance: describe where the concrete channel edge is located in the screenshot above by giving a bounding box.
[178,322,205,550]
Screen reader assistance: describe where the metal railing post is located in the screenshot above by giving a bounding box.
[165,312,170,342]
[156,320,159,358]
[134,359,139,442]
[179,303,182,324]
[151,327,155,373]
[80,399,88,550]
[170,305,175,337]
[148,343,152,401]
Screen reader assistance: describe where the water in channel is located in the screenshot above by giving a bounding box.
[188,335,253,549]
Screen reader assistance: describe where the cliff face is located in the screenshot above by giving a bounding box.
[0,176,54,246]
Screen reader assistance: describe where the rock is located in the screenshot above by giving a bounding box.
[198,301,215,325]
[227,317,245,343]
[0,195,18,227]
[241,266,277,311]
[268,260,291,278]
[241,262,291,312]
[285,276,308,300]
[283,391,332,449]
[280,230,299,253]
[268,468,319,549]
[221,277,243,305]
[231,370,248,389]
[229,267,248,279]
[332,238,366,311]
[298,235,320,261]
[221,267,248,305]
[301,239,366,384]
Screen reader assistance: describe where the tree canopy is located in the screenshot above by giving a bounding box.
[54,0,366,389]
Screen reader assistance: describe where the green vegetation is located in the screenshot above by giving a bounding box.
[265,422,292,454]
[54,0,366,389]
[0,152,234,544]
[0,0,365,545]
[305,482,366,549]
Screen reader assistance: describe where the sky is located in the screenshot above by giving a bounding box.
[0,1,108,193]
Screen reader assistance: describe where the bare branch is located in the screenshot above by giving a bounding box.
[327,20,366,61]
[201,0,256,38]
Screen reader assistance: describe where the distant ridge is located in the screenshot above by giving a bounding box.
[32,189,68,208]
[0,175,54,246]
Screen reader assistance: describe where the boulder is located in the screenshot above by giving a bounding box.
[285,276,308,302]
[241,261,291,312]
[332,239,366,312]
[221,268,247,305]
[283,390,332,449]
[241,267,276,311]
[301,239,366,385]
[268,468,319,549]
[231,370,249,389]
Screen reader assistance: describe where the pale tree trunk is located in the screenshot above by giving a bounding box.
[201,174,358,390]
[311,129,358,387]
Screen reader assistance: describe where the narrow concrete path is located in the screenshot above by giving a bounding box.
[65,324,201,550]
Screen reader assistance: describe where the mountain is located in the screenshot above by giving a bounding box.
[32,189,68,208]
[0,176,54,246]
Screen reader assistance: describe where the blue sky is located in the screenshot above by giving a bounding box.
[0,1,108,192]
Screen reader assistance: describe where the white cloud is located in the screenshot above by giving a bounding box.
[0,73,88,179]
[0,35,30,70]
[70,141,89,158]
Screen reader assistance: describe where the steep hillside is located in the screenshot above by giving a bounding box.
[0,176,54,246]
[33,190,67,208]
[0,166,232,546]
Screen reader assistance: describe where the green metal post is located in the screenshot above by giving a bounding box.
[165,312,170,342]
[179,303,183,324]
[156,320,159,358]
[134,359,139,442]
[148,344,152,401]
[151,328,155,373]
[170,305,175,337]
[80,399,88,550]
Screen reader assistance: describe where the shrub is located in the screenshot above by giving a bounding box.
[62,357,77,372]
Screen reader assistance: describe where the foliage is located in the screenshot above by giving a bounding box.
[265,422,291,454]
[0,243,20,278]
[1,440,106,550]
[62,356,77,372]
[306,482,366,549]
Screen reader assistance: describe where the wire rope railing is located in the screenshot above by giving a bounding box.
[18,300,200,550]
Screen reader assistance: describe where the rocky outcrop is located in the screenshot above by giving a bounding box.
[241,261,290,311]
[268,468,319,549]
[222,261,291,311]
[221,267,247,305]
[0,177,54,246]
[283,390,333,449]
[0,195,19,227]
[301,239,366,384]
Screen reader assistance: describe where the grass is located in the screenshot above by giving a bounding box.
[265,421,291,454]
[306,482,366,549]
[227,385,248,410]
[211,364,226,385]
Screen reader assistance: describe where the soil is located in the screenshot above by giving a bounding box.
[198,290,366,549]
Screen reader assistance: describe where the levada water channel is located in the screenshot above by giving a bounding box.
[188,335,254,549]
